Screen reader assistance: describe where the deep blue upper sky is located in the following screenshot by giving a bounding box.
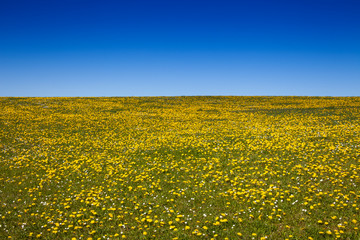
[1,0,359,96]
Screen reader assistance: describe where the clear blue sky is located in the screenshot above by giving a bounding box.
[1,0,359,97]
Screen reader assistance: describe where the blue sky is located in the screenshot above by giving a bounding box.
[1,0,359,97]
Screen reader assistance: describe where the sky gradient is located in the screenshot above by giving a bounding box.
[1,0,360,97]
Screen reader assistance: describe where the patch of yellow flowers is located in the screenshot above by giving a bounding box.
[0,96,359,239]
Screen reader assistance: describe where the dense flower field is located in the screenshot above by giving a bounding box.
[1,96,360,239]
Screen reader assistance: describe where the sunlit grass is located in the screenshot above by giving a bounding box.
[1,96,359,239]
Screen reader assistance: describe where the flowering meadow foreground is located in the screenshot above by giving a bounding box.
[0,96,360,240]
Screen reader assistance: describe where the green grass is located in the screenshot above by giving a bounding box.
[0,96,360,239]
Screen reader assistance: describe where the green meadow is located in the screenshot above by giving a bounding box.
[1,96,359,239]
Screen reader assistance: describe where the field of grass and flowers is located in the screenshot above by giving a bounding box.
[1,96,360,240]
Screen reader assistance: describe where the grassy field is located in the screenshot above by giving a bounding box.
[1,96,360,240]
